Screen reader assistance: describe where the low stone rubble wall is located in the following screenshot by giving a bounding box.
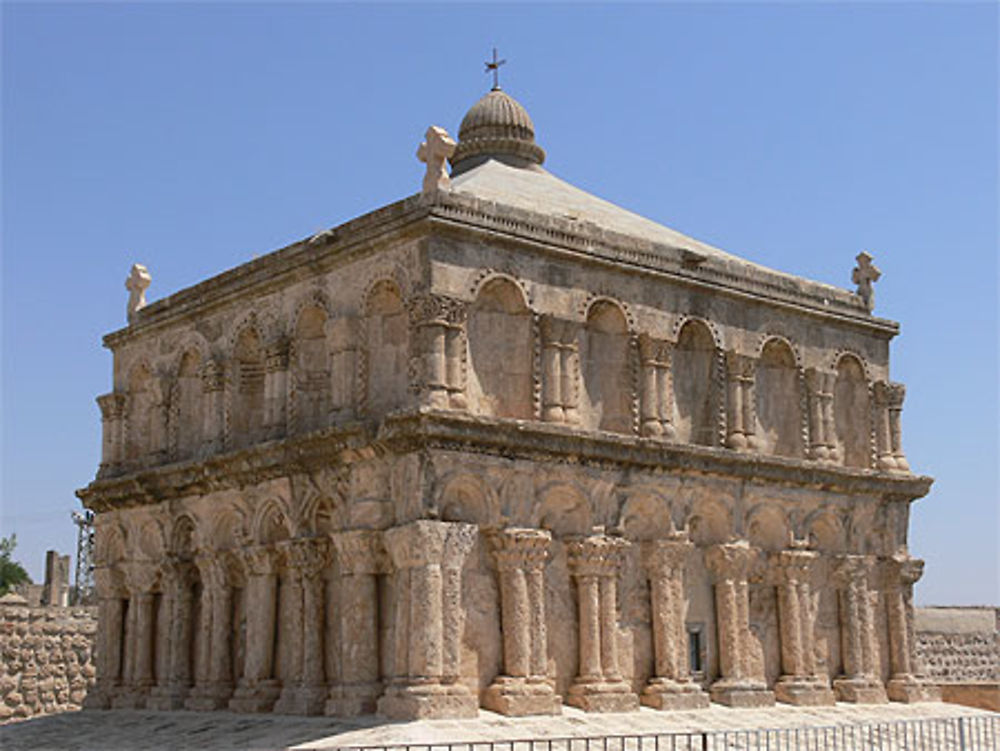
[915,607,1000,683]
[0,597,97,723]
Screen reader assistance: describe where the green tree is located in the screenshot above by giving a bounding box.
[0,534,32,596]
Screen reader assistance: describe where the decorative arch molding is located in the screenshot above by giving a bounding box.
[250,497,292,546]
[580,293,636,332]
[744,502,792,552]
[169,514,198,557]
[669,315,725,350]
[468,268,534,309]
[227,310,267,356]
[753,331,804,369]
[829,349,874,382]
[435,471,500,526]
[169,332,211,374]
[804,507,849,554]
[686,494,733,546]
[95,518,128,567]
[290,287,335,329]
[617,486,676,541]
[535,480,592,538]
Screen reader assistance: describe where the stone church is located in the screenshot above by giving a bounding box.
[78,83,938,719]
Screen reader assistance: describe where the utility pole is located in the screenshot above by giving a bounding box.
[71,510,95,605]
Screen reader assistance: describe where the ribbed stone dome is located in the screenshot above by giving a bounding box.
[450,89,546,174]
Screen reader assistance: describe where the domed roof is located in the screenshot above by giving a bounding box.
[450,89,546,174]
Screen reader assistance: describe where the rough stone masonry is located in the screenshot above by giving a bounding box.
[77,86,940,720]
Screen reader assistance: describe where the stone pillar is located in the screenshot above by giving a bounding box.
[640,536,709,710]
[274,538,330,715]
[483,528,561,716]
[885,383,910,472]
[638,335,677,439]
[565,534,638,712]
[111,564,158,709]
[832,554,887,703]
[185,554,233,710]
[83,566,126,709]
[874,381,910,473]
[326,530,387,716]
[148,557,196,709]
[540,317,579,424]
[883,555,939,702]
[201,360,225,454]
[805,368,837,464]
[411,295,468,410]
[264,339,290,439]
[377,520,478,720]
[329,316,359,419]
[229,546,281,713]
[725,352,758,451]
[96,393,126,476]
[772,549,834,705]
[704,542,775,707]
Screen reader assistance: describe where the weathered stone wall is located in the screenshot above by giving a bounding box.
[0,597,97,723]
[915,607,1000,684]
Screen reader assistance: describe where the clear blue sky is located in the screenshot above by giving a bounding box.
[2,3,996,604]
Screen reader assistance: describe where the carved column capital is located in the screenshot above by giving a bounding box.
[284,537,331,579]
[637,333,672,364]
[408,294,467,328]
[488,527,551,572]
[123,562,159,595]
[239,545,278,577]
[704,541,756,583]
[883,554,924,590]
[97,392,127,420]
[641,535,692,576]
[265,339,290,372]
[331,529,388,575]
[567,534,628,577]
[772,548,819,584]
[383,519,477,571]
[93,565,126,598]
[724,351,756,380]
[832,553,874,587]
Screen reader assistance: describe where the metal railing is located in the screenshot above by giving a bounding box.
[337,714,1000,751]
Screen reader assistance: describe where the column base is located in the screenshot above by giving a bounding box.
[82,688,114,709]
[709,679,775,708]
[325,682,383,717]
[228,680,282,713]
[566,679,639,713]
[377,681,479,720]
[833,677,888,704]
[641,679,710,710]
[774,676,836,706]
[483,677,562,716]
[184,682,233,711]
[887,676,941,703]
[273,683,327,715]
[146,685,191,710]
[110,689,149,709]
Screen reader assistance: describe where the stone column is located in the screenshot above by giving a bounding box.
[328,316,359,418]
[410,295,468,410]
[565,534,638,712]
[540,317,579,424]
[83,566,126,709]
[148,557,196,709]
[725,352,758,451]
[883,555,939,702]
[704,542,774,707]
[201,360,225,455]
[641,535,709,710]
[873,381,910,473]
[483,528,561,716]
[96,393,126,476]
[771,548,834,705]
[805,368,837,464]
[885,383,910,472]
[638,335,677,439]
[229,546,281,713]
[377,520,478,720]
[327,530,387,716]
[832,554,887,703]
[111,565,158,709]
[185,554,233,710]
[264,339,290,439]
[274,538,330,715]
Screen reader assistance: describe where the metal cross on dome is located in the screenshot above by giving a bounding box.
[485,47,506,91]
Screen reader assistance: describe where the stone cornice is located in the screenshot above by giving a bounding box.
[103,188,899,351]
[77,410,933,512]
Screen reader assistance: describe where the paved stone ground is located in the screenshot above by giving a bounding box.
[0,702,996,751]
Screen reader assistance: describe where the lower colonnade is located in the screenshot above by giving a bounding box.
[86,520,937,720]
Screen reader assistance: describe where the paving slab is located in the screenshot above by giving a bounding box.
[1,702,997,751]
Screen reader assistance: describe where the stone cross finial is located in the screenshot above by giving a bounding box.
[852,251,881,312]
[416,125,456,194]
[125,263,151,323]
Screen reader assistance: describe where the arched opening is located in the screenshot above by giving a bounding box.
[467,278,532,419]
[756,339,804,458]
[365,283,408,415]
[175,350,202,459]
[582,302,631,433]
[673,321,717,446]
[232,328,265,448]
[293,305,330,433]
[834,355,870,469]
